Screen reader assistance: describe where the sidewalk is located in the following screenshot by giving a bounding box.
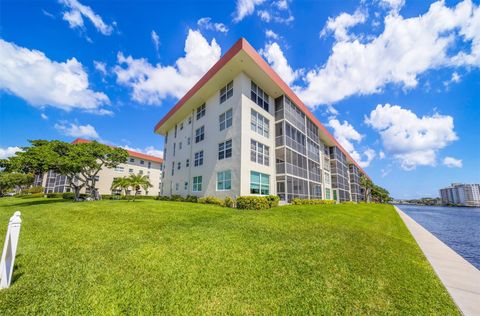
[395,206,480,316]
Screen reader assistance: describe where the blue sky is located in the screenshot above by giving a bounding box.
[1,0,479,198]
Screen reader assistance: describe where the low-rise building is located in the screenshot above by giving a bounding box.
[34,138,164,196]
[439,183,480,207]
[153,38,370,202]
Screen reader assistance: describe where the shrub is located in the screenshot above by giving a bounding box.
[135,195,156,200]
[185,195,198,203]
[155,195,170,201]
[170,195,185,202]
[236,196,271,210]
[266,195,280,208]
[46,193,62,198]
[198,196,224,206]
[18,193,44,199]
[341,201,356,205]
[224,196,235,208]
[291,198,336,205]
[62,192,75,200]
[25,186,44,194]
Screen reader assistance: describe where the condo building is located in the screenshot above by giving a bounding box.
[34,138,164,196]
[154,38,369,202]
[440,183,480,207]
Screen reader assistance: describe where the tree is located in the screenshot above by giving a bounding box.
[360,175,373,202]
[0,172,34,196]
[126,174,152,201]
[111,177,130,196]
[371,185,392,203]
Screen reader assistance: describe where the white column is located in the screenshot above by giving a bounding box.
[0,211,22,289]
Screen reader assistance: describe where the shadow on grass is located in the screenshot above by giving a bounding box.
[1,199,70,208]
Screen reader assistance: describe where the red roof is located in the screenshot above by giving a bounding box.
[72,138,163,163]
[153,38,369,178]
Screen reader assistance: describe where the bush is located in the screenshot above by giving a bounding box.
[291,198,336,205]
[62,192,75,200]
[134,195,156,200]
[266,195,280,208]
[224,196,235,208]
[341,201,356,205]
[18,193,44,199]
[155,195,170,201]
[198,196,224,206]
[46,193,62,198]
[185,195,198,203]
[25,186,44,194]
[236,196,272,210]
[170,195,185,202]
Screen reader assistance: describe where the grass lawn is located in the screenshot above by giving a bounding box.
[0,198,457,314]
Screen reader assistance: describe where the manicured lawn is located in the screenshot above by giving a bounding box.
[0,198,457,314]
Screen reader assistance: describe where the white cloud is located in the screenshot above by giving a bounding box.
[260,42,300,85]
[0,39,110,113]
[379,151,385,159]
[275,0,288,10]
[443,156,463,168]
[197,17,229,33]
[233,0,265,22]
[114,29,221,105]
[54,121,100,139]
[121,145,163,158]
[41,113,48,120]
[365,104,458,170]
[258,10,271,22]
[320,10,367,42]
[151,30,161,53]
[60,0,114,35]
[444,71,461,87]
[296,0,480,109]
[379,0,405,13]
[265,29,279,40]
[0,147,22,159]
[328,119,375,168]
[93,60,107,75]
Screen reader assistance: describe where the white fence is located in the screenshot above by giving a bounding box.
[0,211,22,289]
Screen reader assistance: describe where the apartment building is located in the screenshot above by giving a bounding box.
[154,38,369,203]
[34,138,164,196]
[440,183,480,207]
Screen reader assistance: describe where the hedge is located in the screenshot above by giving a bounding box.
[198,196,224,206]
[236,195,279,210]
[46,193,63,198]
[18,193,44,199]
[291,198,336,205]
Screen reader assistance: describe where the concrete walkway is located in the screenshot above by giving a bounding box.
[395,206,480,316]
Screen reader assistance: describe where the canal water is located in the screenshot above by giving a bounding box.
[396,204,480,270]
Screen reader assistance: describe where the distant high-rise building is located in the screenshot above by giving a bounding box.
[439,183,480,207]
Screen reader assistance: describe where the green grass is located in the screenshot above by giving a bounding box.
[0,198,458,315]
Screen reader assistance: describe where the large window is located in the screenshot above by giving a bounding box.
[217,170,232,191]
[250,140,270,166]
[220,81,233,104]
[251,109,269,138]
[250,81,269,112]
[219,109,233,131]
[195,126,205,143]
[194,151,204,166]
[196,103,206,120]
[250,171,269,195]
[218,139,232,160]
[192,176,202,192]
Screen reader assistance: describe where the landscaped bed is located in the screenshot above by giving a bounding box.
[0,198,458,314]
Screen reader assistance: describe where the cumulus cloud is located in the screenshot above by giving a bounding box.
[197,17,229,33]
[329,119,375,168]
[114,29,221,105]
[0,39,110,113]
[60,0,114,35]
[260,42,300,85]
[265,29,279,40]
[122,145,163,158]
[320,10,367,42]
[379,0,405,13]
[93,60,107,75]
[233,0,265,22]
[54,121,100,139]
[0,146,22,159]
[296,0,480,109]
[443,156,463,168]
[365,104,458,170]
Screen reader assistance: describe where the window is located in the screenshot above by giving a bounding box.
[179,142,182,150]
[130,158,135,163]
[173,143,176,156]
[180,122,184,130]
[115,166,124,172]
[251,109,269,138]
[219,109,233,131]
[220,81,233,103]
[186,159,190,167]
[129,168,134,173]
[217,170,232,191]
[250,81,269,112]
[188,116,192,124]
[165,133,168,144]
[184,182,188,190]
[218,139,232,160]
[250,140,270,166]
[193,176,202,192]
[171,162,174,176]
[175,183,179,191]
[194,151,204,166]
[177,162,181,170]
[148,162,151,169]
[250,171,269,195]
[140,160,144,165]
[175,124,177,137]
[195,126,204,143]
[196,103,206,120]
[187,137,191,145]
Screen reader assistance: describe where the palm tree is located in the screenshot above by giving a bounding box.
[360,175,373,202]
[126,174,152,201]
[111,177,129,197]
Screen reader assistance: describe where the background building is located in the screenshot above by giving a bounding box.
[154,38,369,203]
[440,183,480,207]
[34,138,164,196]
